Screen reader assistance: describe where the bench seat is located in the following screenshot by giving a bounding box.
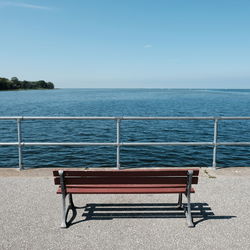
[57,184,195,194]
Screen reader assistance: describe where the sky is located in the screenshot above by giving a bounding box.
[0,0,250,88]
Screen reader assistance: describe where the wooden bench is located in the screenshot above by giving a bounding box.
[53,168,199,228]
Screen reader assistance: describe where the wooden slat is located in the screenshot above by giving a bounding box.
[53,169,199,177]
[61,184,187,188]
[57,187,195,194]
[54,176,198,185]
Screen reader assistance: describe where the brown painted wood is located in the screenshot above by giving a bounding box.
[53,169,199,177]
[56,186,195,194]
[54,176,198,185]
[60,184,187,188]
[54,169,199,196]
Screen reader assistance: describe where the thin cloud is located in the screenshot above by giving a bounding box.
[1,1,51,10]
[144,44,153,48]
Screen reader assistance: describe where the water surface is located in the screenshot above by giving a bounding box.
[0,88,250,168]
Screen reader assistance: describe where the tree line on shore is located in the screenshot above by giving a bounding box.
[0,77,54,90]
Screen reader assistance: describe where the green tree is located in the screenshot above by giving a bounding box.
[0,76,54,90]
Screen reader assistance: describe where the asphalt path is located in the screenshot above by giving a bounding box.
[0,168,249,250]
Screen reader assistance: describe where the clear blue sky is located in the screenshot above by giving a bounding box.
[0,0,249,88]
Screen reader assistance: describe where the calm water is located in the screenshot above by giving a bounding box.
[0,88,250,168]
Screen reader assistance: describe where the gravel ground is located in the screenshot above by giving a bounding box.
[0,168,249,250]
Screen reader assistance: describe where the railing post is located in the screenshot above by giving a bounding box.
[212,118,218,169]
[17,118,23,170]
[116,118,121,169]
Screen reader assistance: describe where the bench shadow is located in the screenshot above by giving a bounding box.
[67,202,236,227]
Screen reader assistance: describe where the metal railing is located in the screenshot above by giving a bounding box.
[0,116,250,170]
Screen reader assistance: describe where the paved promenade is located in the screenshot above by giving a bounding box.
[0,167,249,250]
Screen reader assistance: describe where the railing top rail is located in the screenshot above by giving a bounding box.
[1,116,250,120]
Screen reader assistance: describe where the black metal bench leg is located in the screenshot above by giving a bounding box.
[177,193,183,209]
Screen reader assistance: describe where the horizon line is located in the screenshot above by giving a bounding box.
[56,87,250,90]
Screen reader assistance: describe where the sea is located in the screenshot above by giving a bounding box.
[0,88,250,168]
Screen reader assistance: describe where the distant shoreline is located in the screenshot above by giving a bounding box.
[0,77,54,91]
[0,88,55,92]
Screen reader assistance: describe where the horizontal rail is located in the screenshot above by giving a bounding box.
[1,116,250,120]
[122,142,250,146]
[0,142,116,146]
[1,142,250,146]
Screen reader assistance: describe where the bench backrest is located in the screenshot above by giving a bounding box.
[53,169,199,186]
